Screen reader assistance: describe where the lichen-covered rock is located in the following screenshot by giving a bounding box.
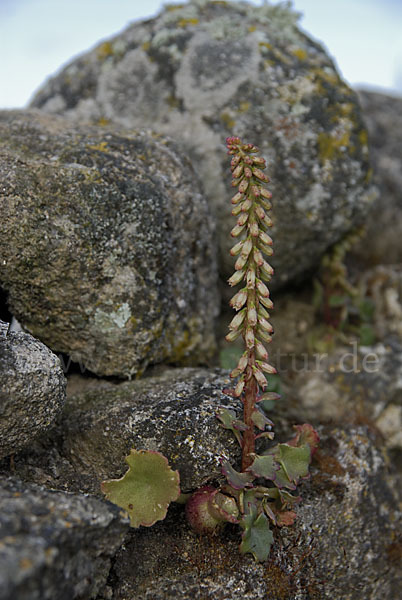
[354,89,402,265]
[0,110,218,377]
[0,368,242,494]
[0,322,66,458]
[0,476,129,600]
[98,426,402,600]
[30,0,375,284]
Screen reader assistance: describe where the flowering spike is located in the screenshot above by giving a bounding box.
[225,136,275,474]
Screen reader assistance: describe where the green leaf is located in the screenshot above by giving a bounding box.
[221,460,254,490]
[251,408,274,431]
[328,294,347,308]
[357,297,375,322]
[101,449,180,528]
[358,323,376,346]
[248,454,278,481]
[277,444,311,484]
[240,512,274,562]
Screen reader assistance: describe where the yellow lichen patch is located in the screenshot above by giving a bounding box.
[165,3,186,10]
[238,101,250,113]
[88,141,108,152]
[358,129,368,146]
[291,47,307,61]
[166,94,181,109]
[97,117,110,127]
[142,41,151,52]
[248,25,257,32]
[177,17,199,27]
[317,131,351,162]
[96,41,114,60]
[258,41,272,52]
[220,111,236,130]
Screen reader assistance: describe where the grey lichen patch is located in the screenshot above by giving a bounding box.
[93,302,131,333]
[30,0,375,287]
[0,110,219,377]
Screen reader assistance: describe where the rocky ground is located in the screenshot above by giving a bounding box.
[0,2,401,599]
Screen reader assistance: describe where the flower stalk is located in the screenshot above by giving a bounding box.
[225,136,276,471]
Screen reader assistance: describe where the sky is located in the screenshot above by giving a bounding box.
[1,0,402,109]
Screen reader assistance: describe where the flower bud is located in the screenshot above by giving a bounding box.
[245,328,255,349]
[255,205,267,221]
[249,222,259,237]
[258,316,273,333]
[252,156,266,167]
[237,212,248,226]
[256,327,272,344]
[251,184,261,197]
[241,238,253,258]
[230,240,244,256]
[241,197,253,212]
[253,367,267,389]
[256,279,270,297]
[236,352,248,373]
[260,261,274,280]
[235,253,248,271]
[231,203,243,216]
[260,197,272,211]
[230,288,248,310]
[231,176,243,187]
[228,268,245,286]
[253,247,264,266]
[246,269,255,289]
[258,361,277,374]
[257,328,273,343]
[231,191,244,204]
[252,168,269,182]
[247,306,257,327]
[260,187,272,200]
[257,304,270,319]
[255,340,269,360]
[258,242,274,257]
[231,155,241,169]
[230,223,245,237]
[259,295,274,309]
[259,231,273,246]
[225,328,242,342]
[239,179,249,194]
[232,164,244,179]
[244,166,253,178]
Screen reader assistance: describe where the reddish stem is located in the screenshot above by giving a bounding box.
[241,359,257,471]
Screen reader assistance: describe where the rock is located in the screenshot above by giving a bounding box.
[0,476,129,600]
[0,368,242,494]
[29,0,375,285]
[288,335,402,452]
[355,90,402,265]
[0,322,66,459]
[0,110,218,378]
[99,425,402,600]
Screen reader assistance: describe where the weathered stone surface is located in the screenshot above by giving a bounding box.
[30,0,375,285]
[0,368,242,494]
[0,476,129,600]
[0,110,218,378]
[0,322,66,458]
[101,426,401,600]
[288,335,402,451]
[355,89,402,265]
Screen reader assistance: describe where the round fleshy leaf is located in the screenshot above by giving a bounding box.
[101,449,180,528]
